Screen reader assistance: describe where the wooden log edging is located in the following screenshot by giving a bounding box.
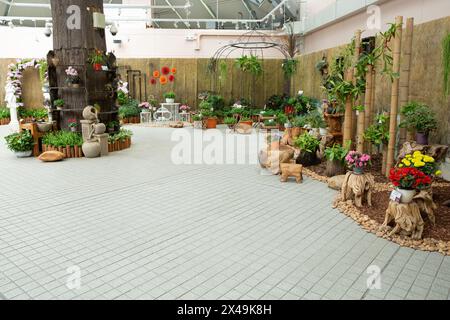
[42,144,84,158]
[0,118,11,126]
[108,138,132,153]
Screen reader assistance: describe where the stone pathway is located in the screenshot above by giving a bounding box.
[0,125,449,300]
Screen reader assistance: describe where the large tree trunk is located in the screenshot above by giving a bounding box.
[50,0,118,130]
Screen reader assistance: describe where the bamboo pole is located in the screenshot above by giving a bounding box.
[352,30,362,145]
[399,17,414,146]
[343,69,354,146]
[386,16,404,177]
[359,64,374,153]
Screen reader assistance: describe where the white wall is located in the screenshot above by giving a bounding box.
[0,27,286,59]
[303,0,450,54]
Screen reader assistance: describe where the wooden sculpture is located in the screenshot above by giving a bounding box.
[413,190,437,226]
[341,172,374,207]
[280,163,303,184]
[382,201,424,240]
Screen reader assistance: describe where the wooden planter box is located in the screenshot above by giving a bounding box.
[108,138,132,153]
[42,144,84,158]
[122,117,140,124]
[0,118,10,126]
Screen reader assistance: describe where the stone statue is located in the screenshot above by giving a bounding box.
[5,82,19,131]
[81,106,108,158]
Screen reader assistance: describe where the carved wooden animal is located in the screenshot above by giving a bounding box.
[280,163,303,184]
[413,190,437,226]
[341,172,374,207]
[382,201,424,240]
[259,141,296,175]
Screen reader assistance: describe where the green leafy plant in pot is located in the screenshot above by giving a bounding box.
[4,129,35,158]
[54,99,65,110]
[399,102,437,145]
[324,143,350,177]
[294,133,321,167]
[163,91,176,103]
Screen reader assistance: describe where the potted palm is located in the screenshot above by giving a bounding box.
[399,102,438,145]
[164,92,176,104]
[4,129,35,158]
[294,133,321,167]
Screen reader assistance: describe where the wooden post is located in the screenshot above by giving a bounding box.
[49,0,118,130]
[352,30,362,145]
[386,16,404,177]
[399,17,414,146]
[364,66,374,152]
[343,69,354,146]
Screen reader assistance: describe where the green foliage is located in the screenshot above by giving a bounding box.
[264,119,277,127]
[276,112,288,125]
[364,114,390,146]
[163,91,176,99]
[107,120,119,129]
[4,129,34,152]
[292,115,307,128]
[119,99,141,119]
[18,108,48,120]
[325,143,350,163]
[235,55,263,77]
[207,94,225,111]
[108,128,133,143]
[443,34,450,97]
[42,131,83,147]
[192,114,202,121]
[0,107,10,119]
[399,101,438,134]
[117,91,129,106]
[224,117,237,125]
[54,99,65,107]
[305,110,327,129]
[282,59,298,78]
[39,60,48,84]
[88,50,106,65]
[294,133,321,154]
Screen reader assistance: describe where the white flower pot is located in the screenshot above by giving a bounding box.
[166,98,175,104]
[320,128,329,136]
[193,121,203,129]
[14,150,32,158]
[397,188,417,204]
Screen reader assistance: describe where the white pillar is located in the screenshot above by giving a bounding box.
[8,105,19,132]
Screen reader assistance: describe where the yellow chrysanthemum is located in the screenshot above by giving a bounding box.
[413,151,422,156]
[406,154,412,159]
[415,161,425,167]
[402,159,411,166]
[398,164,404,168]
[436,170,442,176]
[423,156,434,163]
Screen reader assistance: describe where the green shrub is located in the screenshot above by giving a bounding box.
[42,131,83,147]
[163,91,176,99]
[119,99,141,119]
[224,117,237,125]
[364,114,389,146]
[108,128,133,143]
[5,130,35,152]
[18,108,48,120]
[0,107,10,119]
[399,101,438,134]
[324,143,349,163]
[294,133,320,153]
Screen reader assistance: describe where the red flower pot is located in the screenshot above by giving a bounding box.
[93,63,102,71]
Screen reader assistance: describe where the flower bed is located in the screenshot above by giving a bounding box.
[108,129,133,152]
[42,131,83,158]
[0,107,11,125]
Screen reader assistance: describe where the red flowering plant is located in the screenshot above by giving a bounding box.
[389,167,432,190]
[68,118,78,128]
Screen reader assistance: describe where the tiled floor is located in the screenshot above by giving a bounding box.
[0,125,449,300]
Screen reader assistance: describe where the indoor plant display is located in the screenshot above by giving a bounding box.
[164,92,176,103]
[88,49,106,71]
[65,66,81,87]
[399,102,438,145]
[294,133,321,166]
[345,151,371,175]
[54,99,65,110]
[389,167,432,203]
[4,129,35,158]
[68,118,78,132]
[324,143,349,177]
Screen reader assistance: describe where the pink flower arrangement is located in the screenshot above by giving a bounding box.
[65,66,80,84]
[345,151,371,170]
[180,105,190,112]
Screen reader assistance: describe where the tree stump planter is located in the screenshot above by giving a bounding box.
[296,150,319,167]
[382,201,424,240]
[325,160,346,177]
[324,113,344,134]
[341,172,374,207]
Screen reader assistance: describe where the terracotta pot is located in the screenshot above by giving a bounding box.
[206,118,217,129]
[240,121,253,127]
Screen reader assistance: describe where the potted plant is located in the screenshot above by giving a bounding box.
[276,113,288,131]
[65,66,81,88]
[54,99,65,110]
[324,143,349,177]
[224,117,237,129]
[68,118,78,132]
[139,102,150,113]
[389,167,432,203]
[4,129,35,158]
[199,101,217,129]
[306,111,327,135]
[235,55,263,77]
[345,151,371,175]
[291,115,307,138]
[164,92,176,104]
[263,119,278,130]
[239,117,253,127]
[294,133,321,167]
[107,121,119,134]
[193,114,203,129]
[399,102,438,145]
[88,49,106,71]
[397,151,442,178]
[180,104,190,114]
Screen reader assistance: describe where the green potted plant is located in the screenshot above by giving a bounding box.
[4,129,35,158]
[54,99,65,110]
[399,102,437,145]
[294,133,321,167]
[107,121,119,134]
[235,55,263,77]
[263,119,278,130]
[324,143,349,177]
[291,115,307,138]
[68,118,78,132]
[239,116,253,127]
[192,114,203,129]
[199,101,217,129]
[276,113,288,131]
[164,92,176,104]
[224,117,237,129]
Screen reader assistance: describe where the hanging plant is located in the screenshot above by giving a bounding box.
[282,58,298,78]
[443,33,450,97]
[235,55,263,77]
